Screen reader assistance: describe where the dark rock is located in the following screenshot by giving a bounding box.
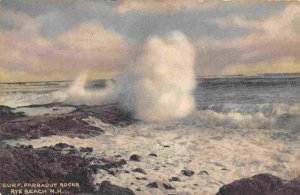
[221,168,230,171]
[148,153,157,157]
[103,159,127,170]
[20,144,32,149]
[115,154,122,158]
[0,112,102,140]
[163,145,170,148]
[136,177,147,180]
[0,104,135,140]
[91,165,99,174]
[93,159,127,171]
[55,142,72,149]
[77,104,136,126]
[69,148,78,154]
[0,145,94,194]
[181,169,194,177]
[146,182,158,188]
[129,154,142,162]
[96,181,135,195]
[169,177,181,182]
[80,147,93,153]
[0,105,24,124]
[216,173,300,195]
[154,166,160,171]
[52,143,74,151]
[132,168,147,175]
[107,169,121,176]
[0,145,136,194]
[163,183,175,190]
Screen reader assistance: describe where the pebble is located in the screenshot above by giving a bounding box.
[132,168,147,174]
[129,154,142,162]
[181,169,195,177]
[136,177,147,180]
[146,182,158,188]
[169,177,181,182]
[148,153,157,157]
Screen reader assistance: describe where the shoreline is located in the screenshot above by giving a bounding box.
[1,104,299,194]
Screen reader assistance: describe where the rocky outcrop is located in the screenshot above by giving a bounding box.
[0,144,94,194]
[0,104,135,140]
[0,144,135,195]
[216,173,300,195]
[0,105,24,124]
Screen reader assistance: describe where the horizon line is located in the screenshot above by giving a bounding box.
[1,72,300,84]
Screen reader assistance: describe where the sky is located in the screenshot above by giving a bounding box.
[0,0,300,82]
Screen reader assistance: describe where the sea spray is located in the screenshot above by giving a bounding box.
[54,73,116,105]
[56,32,196,121]
[115,32,196,121]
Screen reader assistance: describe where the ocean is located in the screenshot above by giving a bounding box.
[1,74,299,130]
[1,74,300,194]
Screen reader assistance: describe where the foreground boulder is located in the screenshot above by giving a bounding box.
[0,145,93,194]
[216,173,300,195]
[0,144,135,195]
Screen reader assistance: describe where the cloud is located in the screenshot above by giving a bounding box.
[115,0,287,14]
[116,0,209,14]
[57,23,128,67]
[196,4,300,75]
[223,58,300,75]
[1,2,300,82]
[0,12,129,82]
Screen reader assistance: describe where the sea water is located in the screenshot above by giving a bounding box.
[1,74,300,195]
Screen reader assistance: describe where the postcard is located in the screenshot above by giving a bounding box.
[0,1,299,195]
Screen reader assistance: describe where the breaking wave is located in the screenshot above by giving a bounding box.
[54,32,196,122]
[190,103,300,130]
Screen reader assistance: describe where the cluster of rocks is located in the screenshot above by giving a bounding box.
[0,143,135,195]
[90,152,179,192]
[126,154,199,191]
[115,152,300,195]
[0,144,93,194]
[0,104,134,140]
[2,105,299,194]
[0,104,137,194]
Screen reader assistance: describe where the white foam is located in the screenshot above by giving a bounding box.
[189,103,300,130]
[56,32,196,122]
[5,122,299,195]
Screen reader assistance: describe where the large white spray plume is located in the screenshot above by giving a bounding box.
[57,32,196,122]
[115,32,196,121]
